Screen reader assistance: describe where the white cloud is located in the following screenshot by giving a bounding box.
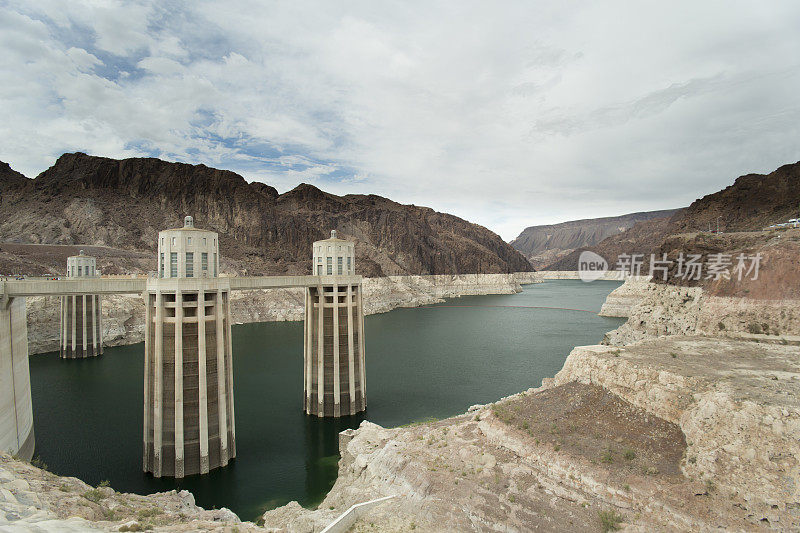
[65,46,102,71]
[1,1,799,239]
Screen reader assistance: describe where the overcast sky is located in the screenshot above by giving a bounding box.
[2,1,799,240]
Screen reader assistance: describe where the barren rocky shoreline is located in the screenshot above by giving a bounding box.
[3,273,798,531]
[600,275,800,345]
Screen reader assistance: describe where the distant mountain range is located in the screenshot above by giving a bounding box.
[0,152,532,277]
[510,209,680,269]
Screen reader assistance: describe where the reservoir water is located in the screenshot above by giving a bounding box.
[28,280,623,520]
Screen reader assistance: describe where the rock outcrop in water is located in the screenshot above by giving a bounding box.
[0,452,254,532]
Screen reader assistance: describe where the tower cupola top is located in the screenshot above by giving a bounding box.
[157,217,219,279]
[315,230,349,243]
[66,249,97,277]
[312,229,355,275]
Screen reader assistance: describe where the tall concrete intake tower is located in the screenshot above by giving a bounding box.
[60,250,103,358]
[303,230,366,417]
[143,216,235,478]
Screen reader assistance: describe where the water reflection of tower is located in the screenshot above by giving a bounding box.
[303,412,365,504]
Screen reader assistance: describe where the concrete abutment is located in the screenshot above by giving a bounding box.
[0,297,34,461]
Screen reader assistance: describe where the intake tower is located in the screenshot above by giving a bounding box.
[60,250,102,358]
[143,216,235,478]
[303,230,366,417]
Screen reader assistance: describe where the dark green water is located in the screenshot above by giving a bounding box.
[28,280,623,520]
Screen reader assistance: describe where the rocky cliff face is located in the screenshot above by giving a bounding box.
[601,277,800,346]
[547,161,800,276]
[0,153,532,277]
[0,162,28,194]
[671,161,800,233]
[596,275,653,317]
[653,228,800,298]
[546,215,676,272]
[511,209,679,268]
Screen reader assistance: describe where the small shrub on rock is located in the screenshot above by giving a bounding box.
[748,323,763,334]
[598,509,624,532]
[623,449,636,461]
[136,507,161,520]
[83,488,103,502]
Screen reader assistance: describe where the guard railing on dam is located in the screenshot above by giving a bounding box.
[1,278,145,297]
[1,274,363,299]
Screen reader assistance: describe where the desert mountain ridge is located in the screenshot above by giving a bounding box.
[510,209,681,269]
[0,152,532,277]
[548,160,800,298]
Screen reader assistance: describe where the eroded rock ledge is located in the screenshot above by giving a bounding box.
[261,335,799,531]
[0,452,253,531]
[600,275,800,344]
[549,339,799,525]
